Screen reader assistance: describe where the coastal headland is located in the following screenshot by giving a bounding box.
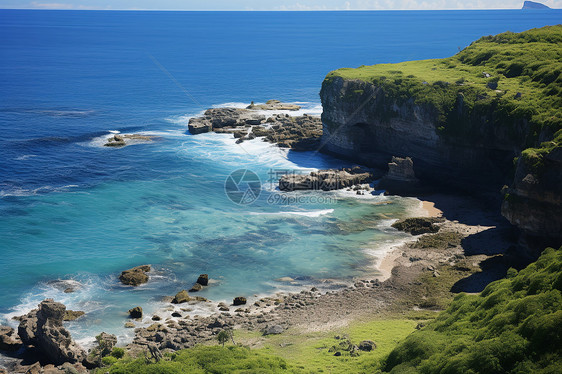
[1,25,560,373]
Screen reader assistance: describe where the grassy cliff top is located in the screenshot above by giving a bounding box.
[325,25,562,143]
[383,246,562,373]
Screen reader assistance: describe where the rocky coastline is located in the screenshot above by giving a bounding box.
[187,101,323,151]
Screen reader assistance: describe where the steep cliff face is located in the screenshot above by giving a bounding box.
[320,76,534,192]
[320,26,561,242]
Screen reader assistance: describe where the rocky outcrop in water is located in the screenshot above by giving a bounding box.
[188,108,265,134]
[279,167,374,191]
[247,99,301,111]
[17,299,86,365]
[379,156,422,194]
[188,106,322,151]
[104,134,156,147]
[119,265,151,286]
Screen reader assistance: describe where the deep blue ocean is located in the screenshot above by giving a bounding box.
[0,9,560,348]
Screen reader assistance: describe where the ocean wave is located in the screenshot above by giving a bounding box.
[0,184,78,198]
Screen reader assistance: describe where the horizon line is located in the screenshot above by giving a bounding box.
[0,7,558,11]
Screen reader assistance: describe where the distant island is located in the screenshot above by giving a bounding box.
[522,1,551,9]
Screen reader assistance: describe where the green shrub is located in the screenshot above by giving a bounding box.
[382,247,562,373]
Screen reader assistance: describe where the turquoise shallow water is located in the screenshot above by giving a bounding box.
[1,9,561,347]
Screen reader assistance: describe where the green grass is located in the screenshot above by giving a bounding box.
[97,345,297,374]
[238,319,418,374]
[323,25,562,150]
[381,247,562,374]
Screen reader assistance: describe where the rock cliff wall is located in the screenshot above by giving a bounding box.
[319,25,561,245]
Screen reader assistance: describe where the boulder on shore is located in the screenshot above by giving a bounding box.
[232,297,247,306]
[17,299,86,365]
[119,265,151,286]
[189,283,203,292]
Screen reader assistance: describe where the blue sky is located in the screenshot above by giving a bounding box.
[0,0,560,10]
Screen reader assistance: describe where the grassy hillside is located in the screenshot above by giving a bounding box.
[325,25,562,155]
[382,247,562,374]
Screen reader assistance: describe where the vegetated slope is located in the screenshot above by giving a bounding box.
[382,247,562,373]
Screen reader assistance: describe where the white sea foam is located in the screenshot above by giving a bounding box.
[250,209,334,218]
[14,154,37,161]
[0,184,78,198]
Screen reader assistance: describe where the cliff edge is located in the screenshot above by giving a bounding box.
[320,25,561,243]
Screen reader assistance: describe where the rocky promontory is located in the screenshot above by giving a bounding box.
[319,26,562,247]
[18,300,86,366]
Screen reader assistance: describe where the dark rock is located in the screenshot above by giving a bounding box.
[391,217,443,235]
[128,307,143,319]
[334,351,342,356]
[189,283,203,292]
[18,299,86,365]
[0,325,22,351]
[196,274,209,286]
[171,312,182,318]
[172,290,191,304]
[358,340,376,351]
[279,168,374,191]
[119,265,151,286]
[233,297,247,306]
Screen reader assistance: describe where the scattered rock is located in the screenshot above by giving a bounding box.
[172,290,191,304]
[171,312,182,318]
[358,340,376,351]
[263,325,284,335]
[196,274,209,286]
[63,310,85,321]
[128,307,143,319]
[18,299,86,365]
[124,322,135,328]
[119,265,151,286]
[152,315,161,321]
[233,297,247,306]
[189,283,203,292]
